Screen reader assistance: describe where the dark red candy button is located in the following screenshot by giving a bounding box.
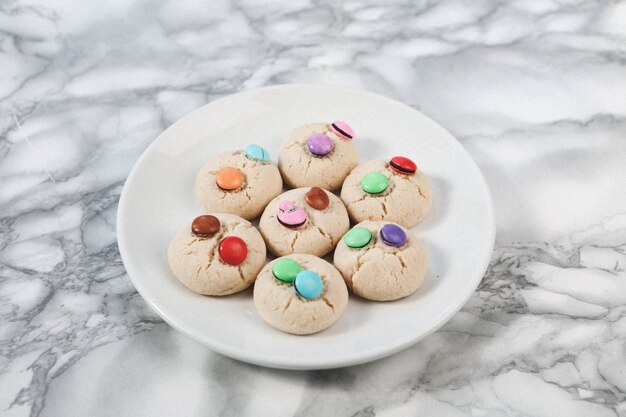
[390,156,417,175]
[218,236,247,265]
[305,187,330,210]
[191,215,221,237]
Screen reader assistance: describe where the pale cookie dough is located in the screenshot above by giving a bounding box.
[333,220,428,301]
[340,159,432,228]
[168,213,266,295]
[254,254,349,335]
[278,122,358,191]
[195,150,282,220]
[259,187,349,257]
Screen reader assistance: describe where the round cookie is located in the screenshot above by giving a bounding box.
[340,157,432,228]
[333,220,428,301]
[254,254,349,335]
[259,187,349,257]
[168,213,266,296]
[278,122,358,191]
[195,146,282,220]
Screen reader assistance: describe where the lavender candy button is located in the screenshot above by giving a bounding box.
[306,134,334,157]
[380,224,408,248]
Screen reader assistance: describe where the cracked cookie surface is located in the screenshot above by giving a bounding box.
[278,122,358,191]
[167,213,266,295]
[195,150,283,220]
[259,187,350,257]
[340,159,432,228]
[334,220,428,301]
[253,254,349,335]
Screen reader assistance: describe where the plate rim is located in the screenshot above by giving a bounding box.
[117,83,495,370]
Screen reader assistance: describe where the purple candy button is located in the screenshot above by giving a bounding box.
[380,224,407,248]
[307,134,334,157]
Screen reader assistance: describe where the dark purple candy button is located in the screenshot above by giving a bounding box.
[306,134,334,157]
[379,224,407,248]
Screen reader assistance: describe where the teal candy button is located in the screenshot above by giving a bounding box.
[293,270,324,300]
[361,172,388,194]
[245,144,270,162]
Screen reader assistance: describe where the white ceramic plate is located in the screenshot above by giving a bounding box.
[117,84,495,370]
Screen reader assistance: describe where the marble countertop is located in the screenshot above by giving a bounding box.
[1,0,625,416]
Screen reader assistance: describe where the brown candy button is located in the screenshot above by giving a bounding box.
[305,187,330,210]
[191,215,221,237]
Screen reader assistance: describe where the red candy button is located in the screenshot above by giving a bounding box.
[218,236,247,265]
[389,156,417,175]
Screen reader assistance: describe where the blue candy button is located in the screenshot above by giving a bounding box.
[293,270,323,300]
[245,144,269,162]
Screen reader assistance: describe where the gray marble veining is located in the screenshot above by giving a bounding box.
[1,0,625,416]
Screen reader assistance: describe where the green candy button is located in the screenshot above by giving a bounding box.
[343,227,372,248]
[272,258,302,283]
[361,172,388,194]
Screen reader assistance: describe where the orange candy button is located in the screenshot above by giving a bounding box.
[216,167,244,190]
